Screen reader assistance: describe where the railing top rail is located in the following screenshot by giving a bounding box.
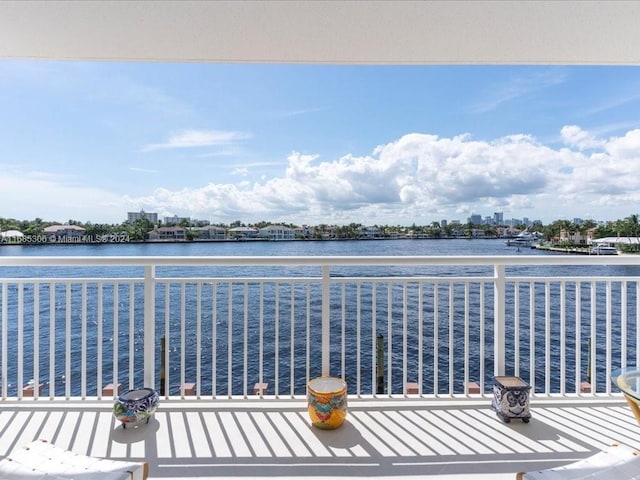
[1,254,640,267]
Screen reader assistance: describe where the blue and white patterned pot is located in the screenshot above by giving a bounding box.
[113,387,159,428]
[491,376,531,423]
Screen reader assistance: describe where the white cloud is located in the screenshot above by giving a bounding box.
[231,167,249,176]
[129,126,640,224]
[141,129,250,151]
[560,125,605,150]
[604,128,640,159]
[10,126,640,226]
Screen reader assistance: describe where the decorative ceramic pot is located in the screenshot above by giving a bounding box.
[491,376,531,423]
[307,377,347,429]
[113,387,159,428]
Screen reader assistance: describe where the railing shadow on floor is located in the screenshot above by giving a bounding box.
[1,398,639,478]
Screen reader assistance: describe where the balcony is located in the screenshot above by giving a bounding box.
[2,254,640,479]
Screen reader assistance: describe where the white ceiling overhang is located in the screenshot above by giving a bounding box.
[1,0,639,64]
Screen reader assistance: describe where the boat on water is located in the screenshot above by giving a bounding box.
[504,230,543,247]
[590,244,618,255]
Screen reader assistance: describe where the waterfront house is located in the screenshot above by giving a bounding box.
[147,226,186,241]
[228,226,259,239]
[295,225,312,239]
[559,228,587,245]
[190,225,227,240]
[258,224,295,241]
[43,224,86,241]
[359,225,382,238]
[0,229,24,242]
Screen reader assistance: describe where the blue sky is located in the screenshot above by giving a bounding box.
[1,62,640,226]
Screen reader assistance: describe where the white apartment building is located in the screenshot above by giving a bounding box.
[127,210,158,224]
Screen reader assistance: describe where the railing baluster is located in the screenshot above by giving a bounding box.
[274,282,279,396]
[448,282,454,396]
[529,282,535,393]
[464,282,469,395]
[418,281,423,396]
[259,282,264,395]
[545,281,551,395]
[637,282,640,369]
[243,282,248,398]
[17,283,23,399]
[65,282,71,399]
[357,283,362,396]
[82,283,87,399]
[560,281,566,395]
[97,283,103,397]
[34,282,40,399]
[494,264,506,377]
[211,282,217,398]
[575,282,581,394]
[196,282,202,398]
[321,266,330,377]
[342,283,347,388]
[181,282,186,396]
[290,284,295,397]
[479,280,486,394]
[160,282,171,396]
[113,283,119,398]
[305,285,310,390]
[1,282,7,400]
[606,280,612,394]
[129,281,135,391]
[514,280,520,378]
[143,265,155,390]
[621,280,627,370]
[227,281,233,398]
[371,281,377,397]
[589,281,597,392]
[433,281,439,396]
[402,282,408,395]
[49,283,55,399]
[386,283,392,395]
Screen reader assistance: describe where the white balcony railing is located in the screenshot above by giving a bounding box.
[1,255,640,401]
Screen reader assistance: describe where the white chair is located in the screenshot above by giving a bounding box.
[517,443,640,480]
[0,439,148,480]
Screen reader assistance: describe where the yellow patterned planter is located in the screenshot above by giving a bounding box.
[307,377,347,429]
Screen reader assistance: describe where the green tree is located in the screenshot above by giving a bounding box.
[22,217,45,236]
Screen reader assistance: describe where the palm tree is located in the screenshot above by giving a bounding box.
[624,214,640,252]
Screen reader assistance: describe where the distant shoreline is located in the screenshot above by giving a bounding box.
[0,236,510,246]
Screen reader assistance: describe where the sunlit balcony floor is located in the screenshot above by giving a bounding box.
[1,397,639,480]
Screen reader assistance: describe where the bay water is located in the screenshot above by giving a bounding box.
[0,239,636,396]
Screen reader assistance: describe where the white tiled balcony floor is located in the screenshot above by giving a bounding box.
[1,398,639,480]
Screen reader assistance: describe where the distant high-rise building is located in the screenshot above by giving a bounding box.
[493,212,504,225]
[469,214,482,225]
[127,210,158,224]
[164,215,191,226]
